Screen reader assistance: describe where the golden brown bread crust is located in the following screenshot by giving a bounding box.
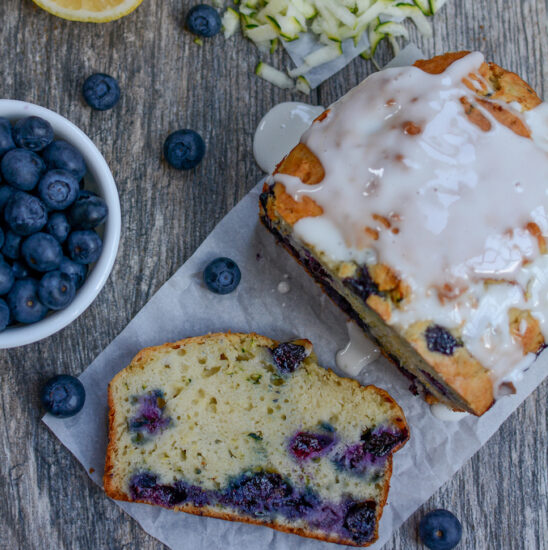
[260,52,545,416]
[104,332,409,547]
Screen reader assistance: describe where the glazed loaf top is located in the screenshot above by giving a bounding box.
[266,52,548,405]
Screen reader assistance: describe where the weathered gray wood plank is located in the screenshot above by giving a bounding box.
[0,0,546,549]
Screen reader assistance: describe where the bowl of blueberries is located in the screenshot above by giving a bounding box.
[0,100,121,347]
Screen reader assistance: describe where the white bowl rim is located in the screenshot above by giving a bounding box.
[0,99,121,348]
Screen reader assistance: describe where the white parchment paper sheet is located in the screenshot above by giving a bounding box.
[44,181,548,550]
[44,43,546,549]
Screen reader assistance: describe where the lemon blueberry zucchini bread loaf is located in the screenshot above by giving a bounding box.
[259,51,548,416]
[104,332,409,546]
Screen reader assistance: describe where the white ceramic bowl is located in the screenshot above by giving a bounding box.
[0,100,121,348]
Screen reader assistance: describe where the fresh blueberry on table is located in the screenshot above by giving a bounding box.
[83,73,121,111]
[163,129,205,170]
[4,191,48,236]
[0,227,4,250]
[186,4,222,37]
[1,148,46,190]
[419,509,462,550]
[0,298,9,331]
[69,191,108,229]
[46,212,71,243]
[59,257,88,290]
[67,230,103,264]
[37,169,79,210]
[0,118,15,157]
[21,232,63,272]
[2,230,22,260]
[41,374,85,418]
[12,116,54,152]
[203,257,241,294]
[7,278,48,324]
[38,270,76,310]
[11,260,32,279]
[42,140,87,181]
[0,261,14,295]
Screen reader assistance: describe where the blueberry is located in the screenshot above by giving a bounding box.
[67,230,102,264]
[12,116,54,152]
[7,278,48,324]
[360,427,408,457]
[21,232,63,272]
[0,226,4,250]
[186,4,222,37]
[4,191,47,235]
[37,169,79,210]
[343,265,380,302]
[419,510,462,550]
[69,191,108,229]
[83,73,120,111]
[271,342,307,374]
[11,260,33,279]
[343,501,377,544]
[2,230,22,260]
[129,473,189,507]
[129,390,171,435]
[42,140,86,181]
[38,270,76,310]
[40,374,85,418]
[46,212,71,243]
[0,184,15,214]
[425,325,462,356]
[203,257,240,294]
[0,298,9,331]
[0,262,14,295]
[164,129,205,170]
[0,118,15,157]
[1,148,46,190]
[59,256,88,289]
[289,432,335,461]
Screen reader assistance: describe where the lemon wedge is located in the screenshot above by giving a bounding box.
[32,0,144,23]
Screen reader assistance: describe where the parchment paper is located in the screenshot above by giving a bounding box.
[44,46,547,550]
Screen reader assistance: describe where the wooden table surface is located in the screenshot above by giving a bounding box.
[0,1,547,549]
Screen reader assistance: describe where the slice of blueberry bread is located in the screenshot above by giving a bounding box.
[104,332,409,546]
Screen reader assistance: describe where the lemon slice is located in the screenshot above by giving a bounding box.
[32,0,144,23]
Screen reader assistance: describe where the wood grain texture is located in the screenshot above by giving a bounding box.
[0,1,546,549]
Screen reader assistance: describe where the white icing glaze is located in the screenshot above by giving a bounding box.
[430,403,469,422]
[277,281,290,294]
[253,102,325,173]
[336,321,381,377]
[269,52,548,393]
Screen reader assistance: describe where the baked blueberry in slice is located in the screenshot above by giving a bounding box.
[4,191,47,236]
[203,257,241,294]
[360,426,408,457]
[164,129,205,170]
[69,191,108,229]
[12,116,54,152]
[419,509,462,550]
[270,342,307,374]
[83,73,121,111]
[38,270,76,310]
[41,374,85,418]
[7,278,48,324]
[425,325,462,356]
[0,118,15,157]
[67,230,102,264]
[1,149,46,191]
[289,432,335,461]
[186,4,222,37]
[21,232,62,272]
[0,262,14,295]
[343,501,377,544]
[46,212,71,243]
[0,298,9,331]
[2,230,22,260]
[59,256,88,289]
[42,140,87,181]
[37,169,79,210]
